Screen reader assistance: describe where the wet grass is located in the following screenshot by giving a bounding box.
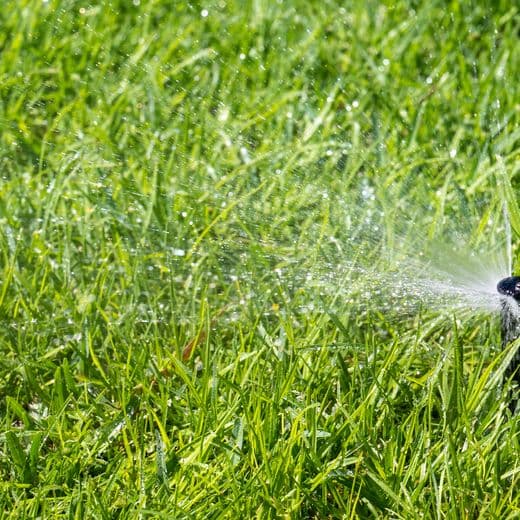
[1,0,520,517]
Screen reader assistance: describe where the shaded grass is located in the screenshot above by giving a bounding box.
[1,0,520,517]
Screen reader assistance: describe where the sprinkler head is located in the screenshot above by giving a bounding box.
[497,276,520,300]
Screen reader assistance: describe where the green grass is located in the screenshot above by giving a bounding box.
[1,0,520,517]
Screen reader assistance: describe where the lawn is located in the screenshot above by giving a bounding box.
[1,0,519,517]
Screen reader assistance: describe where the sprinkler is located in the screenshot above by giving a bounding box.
[497,276,520,412]
[497,276,520,300]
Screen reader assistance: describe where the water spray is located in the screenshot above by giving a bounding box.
[497,276,520,412]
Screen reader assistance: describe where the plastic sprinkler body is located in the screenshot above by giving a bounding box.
[497,276,520,412]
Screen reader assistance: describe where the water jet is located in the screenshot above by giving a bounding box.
[497,276,520,412]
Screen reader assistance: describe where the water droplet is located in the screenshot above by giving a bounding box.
[239,146,250,163]
[218,107,229,122]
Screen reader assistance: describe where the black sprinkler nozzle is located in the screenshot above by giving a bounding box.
[498,275,520,414]
[497,276,520,300]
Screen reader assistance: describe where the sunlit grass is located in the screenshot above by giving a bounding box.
[1,0,519,517]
